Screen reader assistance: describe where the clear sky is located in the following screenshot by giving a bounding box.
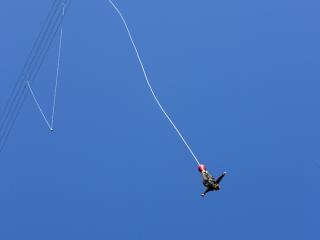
[0,0,318,239]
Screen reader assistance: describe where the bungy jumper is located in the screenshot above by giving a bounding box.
[198,164,227,197]
[108,0,228,197]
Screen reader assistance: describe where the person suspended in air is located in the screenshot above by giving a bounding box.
[108,0,228,197]
[198,164,227,197]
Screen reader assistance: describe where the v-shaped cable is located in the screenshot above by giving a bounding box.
[27,4,65,132]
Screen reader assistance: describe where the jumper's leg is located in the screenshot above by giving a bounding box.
[216,172,227,184]
[201,188,211,197]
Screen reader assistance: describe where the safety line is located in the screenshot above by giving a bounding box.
[27,4,65,132]
[0,5,66,151]
[0,1,71,153]
[51,5,65,129]
[0,0,64,137]
[26,81,52,130]
[108,0,200,166]
[0,0,61,129]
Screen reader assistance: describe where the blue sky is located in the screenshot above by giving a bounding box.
[0,0,319,239]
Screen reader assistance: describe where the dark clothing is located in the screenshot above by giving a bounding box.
[201,170,223,196]
[201,171,216,188]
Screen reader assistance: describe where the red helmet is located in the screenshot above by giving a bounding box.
[198,164,206,172]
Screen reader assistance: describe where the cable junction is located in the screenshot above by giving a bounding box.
[108,0,201,166]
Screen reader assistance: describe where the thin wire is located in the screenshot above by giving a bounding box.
[51,5,65,129]
[27,3,65,131]
[108,0,200,166]
[26,81,52,130]
[0,1,71,153]
[0,0,60,130]
[0,0,64,138]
